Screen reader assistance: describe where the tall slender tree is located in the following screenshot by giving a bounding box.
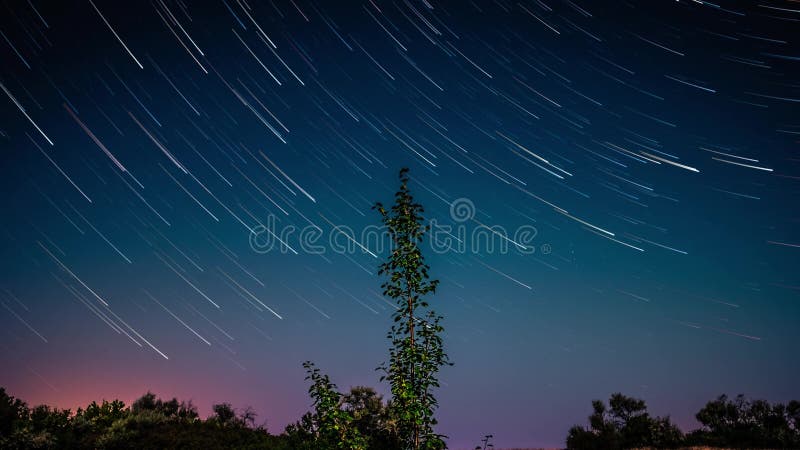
[374,168,451,450]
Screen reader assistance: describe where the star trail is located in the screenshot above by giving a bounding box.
[0,1,798,448]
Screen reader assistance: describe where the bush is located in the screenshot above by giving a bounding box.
[567,393,683,449]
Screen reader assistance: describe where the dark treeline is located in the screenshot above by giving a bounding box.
[567,392,800,449]
[3,387,800,449]
[0,385,398,449]
[2,171,797,450]
[0,170,445,450]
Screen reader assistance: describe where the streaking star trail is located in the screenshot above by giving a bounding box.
[0,1,798,448]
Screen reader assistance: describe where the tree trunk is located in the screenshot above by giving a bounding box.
[408,291,418,449]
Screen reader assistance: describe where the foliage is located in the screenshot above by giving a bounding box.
[566,393,683,449]
[686,394,800,448]
[287,384,404,450]
[374,168,451,450]
[0,388,286,450]
[0,387,29,437]
[342,386,403,450]
[130,391,198,421]
[286,361,368,450]
[567,392,800,449]
[3,386,800,449]
[4,171,797,450]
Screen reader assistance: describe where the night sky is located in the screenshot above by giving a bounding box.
[1,0,799,448]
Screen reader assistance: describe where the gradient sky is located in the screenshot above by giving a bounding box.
[1,1,799,448]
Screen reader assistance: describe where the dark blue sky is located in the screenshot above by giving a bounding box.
[1,1,798,448]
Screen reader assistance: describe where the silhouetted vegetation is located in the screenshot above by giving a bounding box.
[567,393,683,449]
[475,434,494,449]
[4,387,798,449]
[2,171,797,449]
[0,387,286,449]
[686,394,800,449]
[567,392,800,449]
